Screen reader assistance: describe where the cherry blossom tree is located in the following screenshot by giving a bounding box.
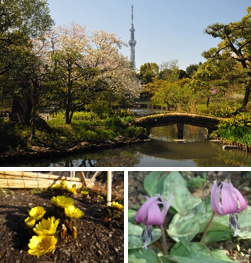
[46,23,141,124]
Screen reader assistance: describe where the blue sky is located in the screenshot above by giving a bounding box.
[47,0,250,71]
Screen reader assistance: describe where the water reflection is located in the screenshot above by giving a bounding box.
[149,124,207,142]
[2,125,251,167]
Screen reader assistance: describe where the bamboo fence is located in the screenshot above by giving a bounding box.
[0,171,93,189]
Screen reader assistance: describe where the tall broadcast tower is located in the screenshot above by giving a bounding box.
[129,5,136,70]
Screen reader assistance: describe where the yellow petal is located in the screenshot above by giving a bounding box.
[33,217,60,236]
[50,196,74,208]
[64,205,84,219]
[25,217,36,228]
[29,206,46,220]
[28,235,57,256]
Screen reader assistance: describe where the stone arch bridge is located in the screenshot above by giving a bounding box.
[135,113,223,136]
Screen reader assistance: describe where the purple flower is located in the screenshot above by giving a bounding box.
[211,89,217,94]
[211,180,247,236]
[135,194,173,248]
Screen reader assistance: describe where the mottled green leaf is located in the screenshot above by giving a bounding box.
[144,171,167,197]
[143,171,202,214]
[168,196,251,243]
[170,242,212,258]
[128,222,162,249]
[160,255,232,263]
[128,248,160,263]
[160,242,234,263]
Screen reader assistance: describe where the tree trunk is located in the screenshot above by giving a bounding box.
[65,108,71,124]
[241,82,251,109]
[65,70,72,124]
[206,97,210,108]
[10,95,32,125]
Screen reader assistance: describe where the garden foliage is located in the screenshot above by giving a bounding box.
[128,172,251,263]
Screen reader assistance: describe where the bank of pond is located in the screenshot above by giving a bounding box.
[1,124,251,167]
[0,111,251,167]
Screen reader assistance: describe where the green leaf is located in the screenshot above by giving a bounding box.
[170,242,212,258]
[211,249,235,262]
[236,206,251,239]
[167,214,200,242]
[203,230,233,245]
[160,255,232,263]
[144,171,166,197]
[168,196,251,243]
[128,249,160,263]
[160,242,234,263]
[128,222,162,249]
[167,197,228,243]
[143,171,202,214]
[128,209,137,224]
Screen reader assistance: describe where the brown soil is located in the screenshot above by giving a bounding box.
[0,176,124,263]
[129,171,251,263]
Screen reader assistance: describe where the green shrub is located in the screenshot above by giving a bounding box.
[105,117,125,130]
[215,113,251,146]
[72,111,99,121]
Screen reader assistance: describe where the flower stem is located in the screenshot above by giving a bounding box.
[160,224,168,255]
[200,212,216,244]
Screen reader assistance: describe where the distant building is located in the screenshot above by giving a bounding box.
[129,5,136,70]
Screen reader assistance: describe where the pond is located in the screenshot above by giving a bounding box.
[4,124,251,167]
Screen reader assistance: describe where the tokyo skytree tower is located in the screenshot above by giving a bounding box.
[129,5,136,70]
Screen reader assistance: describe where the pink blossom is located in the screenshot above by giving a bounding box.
[135,194,173,248]
[211,180,247,236]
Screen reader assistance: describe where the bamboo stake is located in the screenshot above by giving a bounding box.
[89,171,101,185]
[107,171,112,206]
[79,172,87,188]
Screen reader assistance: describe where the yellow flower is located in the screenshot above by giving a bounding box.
[51,183,62,190]
[28,235,58,256]
[33,217,60,236]
[64,205,84,219]
[52,181,77,195]
[50,196,74,208]
[29,206,46,220]
[111,201,124,212]
[25,216,36,228]
[65,184,77,195]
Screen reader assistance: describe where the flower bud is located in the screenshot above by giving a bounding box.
[72,226,77,239]
[61,224,67,239]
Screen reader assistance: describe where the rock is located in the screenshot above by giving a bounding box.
[222,145,238,150]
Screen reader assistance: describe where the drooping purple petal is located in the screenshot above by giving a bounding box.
[211,179,247,237]
[160,193,173,225]
[229,183,247,212]
[135,196,158,223]
[211,181,224,215]
[222,183,240,214]
[145,201,162,225]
